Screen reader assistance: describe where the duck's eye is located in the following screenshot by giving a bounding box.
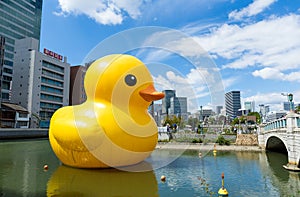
[125,74,137,86]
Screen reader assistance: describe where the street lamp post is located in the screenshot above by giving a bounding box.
[281,93,294,111]
[287,93,293,111]
[199,106,203,134]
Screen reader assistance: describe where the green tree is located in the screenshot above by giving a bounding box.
[295,106,300,114]
[163,115,182,129]
[231,116,246,125]
[247,112,261,124]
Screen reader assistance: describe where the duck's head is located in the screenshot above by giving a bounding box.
[84,54,164,123]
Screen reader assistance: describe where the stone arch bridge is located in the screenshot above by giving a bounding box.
[258,112,300,170]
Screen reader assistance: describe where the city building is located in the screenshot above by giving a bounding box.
[161,90,175,115]
[225,91,241,119]
[0,36,5,102]
[283,101,294,111]
[169,96,187,116]
[152,103,162,126]
[216,105,223,115]
[0,102,29,128]
[11,37,70,128]
[70,65,87,105]
[266,111,287,122]
[259,104,270,123]
[244,101,255,112]
[0,0,43,102]
[202,109,213,119]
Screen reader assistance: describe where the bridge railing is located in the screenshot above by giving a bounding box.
[260,112,300,133]
[262,117,287,132]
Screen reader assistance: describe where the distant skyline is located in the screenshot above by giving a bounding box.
[40,0,300,112]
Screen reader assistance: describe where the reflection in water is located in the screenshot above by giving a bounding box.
[265,151,300,195]
[0,140,60,197]
[47,163,158,197]
[1,140,300,196]
[266,151,289,182]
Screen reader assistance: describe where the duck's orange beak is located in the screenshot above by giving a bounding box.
[139,84,165,102]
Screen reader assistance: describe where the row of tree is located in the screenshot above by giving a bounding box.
[162,108,300,133]
[162,111,262,132]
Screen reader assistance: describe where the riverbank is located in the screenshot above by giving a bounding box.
[156,142,263,152]
[0,129,263,152]
[0,128,48,139]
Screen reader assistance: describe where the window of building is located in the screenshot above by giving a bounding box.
[42,69,64,80]
[42,61,64,73]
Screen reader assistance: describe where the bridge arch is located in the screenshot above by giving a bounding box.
[266,136,288,154]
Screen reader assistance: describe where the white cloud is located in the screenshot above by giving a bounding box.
[252,68,300,82]
[55,0,144,25]
[252,67,283,79]
[228,0,277,20]
[243,90,300,111]
[193,14,300,82]
[153,69,212,113]
[222,76,238,89]
[147,14,300,81]
[138,13,300,91]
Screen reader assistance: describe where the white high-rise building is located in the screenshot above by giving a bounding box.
[11,37,70,128]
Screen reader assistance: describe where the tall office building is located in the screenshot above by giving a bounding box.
[11,37,70,128]
[169,96,187,116]
[162,90,176,115]
[225,91,241,119]
[0,0,43,101]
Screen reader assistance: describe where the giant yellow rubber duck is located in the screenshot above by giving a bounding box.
[49,54,164,168]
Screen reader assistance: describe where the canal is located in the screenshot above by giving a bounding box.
[0,139,299,196]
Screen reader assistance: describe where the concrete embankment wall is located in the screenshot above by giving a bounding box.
[0,128,48,139]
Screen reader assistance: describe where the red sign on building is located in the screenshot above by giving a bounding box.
[44,48,63,61]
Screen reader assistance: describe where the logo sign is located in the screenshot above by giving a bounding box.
[44,48,63,61]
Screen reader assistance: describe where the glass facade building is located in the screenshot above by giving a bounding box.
[162,90,176,115]
[169,97,187,116]
[0,0,43,101]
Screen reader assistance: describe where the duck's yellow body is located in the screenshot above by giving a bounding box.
[49,54,164,168]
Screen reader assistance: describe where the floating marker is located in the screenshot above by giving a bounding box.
[213,144,217,156]
[218,173,228,196]
[43,165,48,170]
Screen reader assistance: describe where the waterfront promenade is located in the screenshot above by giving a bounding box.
[156,142,263,152]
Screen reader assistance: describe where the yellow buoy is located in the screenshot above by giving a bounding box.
[218,173,228,196]
[213,144,217,156]
[160,175,166,182]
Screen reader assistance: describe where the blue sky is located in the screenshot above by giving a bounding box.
[40,0,300,112]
